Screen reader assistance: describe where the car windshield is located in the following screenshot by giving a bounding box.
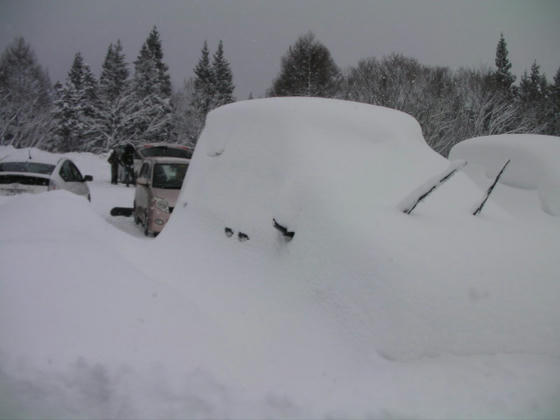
[0,162,55,175]
[141,146,191,159]
[152,163,188,189]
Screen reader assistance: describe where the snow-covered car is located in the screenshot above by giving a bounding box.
[449,134,560,216]
[0,150,93,200]
[133,156,190,236]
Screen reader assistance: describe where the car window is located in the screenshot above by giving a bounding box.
[59,160,82,182]
[139,162,150,179]
[152,163,188,189]
[68,161,83,181]
[140,146,192,159]
[0,162,55,174]
[59,161,72,182]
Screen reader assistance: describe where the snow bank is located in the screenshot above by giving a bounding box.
[1,100,560,418]
[161,98,560,363]
[450,134,560,215]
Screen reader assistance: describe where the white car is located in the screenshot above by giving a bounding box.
[0,150,93,201]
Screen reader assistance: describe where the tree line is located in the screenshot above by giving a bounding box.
[269,32,560,156]
[1,29,558,156]
[0,27,234,153]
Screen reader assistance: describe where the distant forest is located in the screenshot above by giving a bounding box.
[1,27,559,156]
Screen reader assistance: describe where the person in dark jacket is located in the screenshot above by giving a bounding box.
[121,144,136,187]
[107,149,119,184]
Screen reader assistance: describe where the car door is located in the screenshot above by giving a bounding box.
[135,161,151,217]
[58,160,88,197]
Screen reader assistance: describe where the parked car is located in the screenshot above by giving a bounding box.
[133,156,190,236]
[0,151,93,200]
[136,143,193,160]
[109,143,193,184]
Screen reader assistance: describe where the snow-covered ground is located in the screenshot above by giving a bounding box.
[1,98,560,419]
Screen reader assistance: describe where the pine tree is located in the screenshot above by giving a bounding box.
[52,52,101,152]
[550,67,560,134]
[190,41,215,137]
[99,40,128,102]
[192,42,214,116]
[518,61,549,132]
[494,33,516,93]
[211,40,235,108]
[0,37,52,148]
[97,40,130,150]
[269,32,341,97]
[126,29,172,144]
[145,26,172,96]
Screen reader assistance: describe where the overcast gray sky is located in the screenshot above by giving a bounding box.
[1,0,558,99]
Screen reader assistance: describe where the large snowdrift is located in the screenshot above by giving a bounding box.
[1,100,560,418]
[163,98,560,360]
[450,134,560,216]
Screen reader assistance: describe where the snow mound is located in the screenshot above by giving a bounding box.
[179,97,479,246]
[2,103,560,418]
[450,134,560,215]
[161,98,560,362]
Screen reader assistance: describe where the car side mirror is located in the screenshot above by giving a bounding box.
[83,175,93,182]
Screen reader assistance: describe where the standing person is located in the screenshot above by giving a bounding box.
[107,149,119,184]
[122,144,136,187]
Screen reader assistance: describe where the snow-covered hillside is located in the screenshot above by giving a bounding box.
[1,99,560,419]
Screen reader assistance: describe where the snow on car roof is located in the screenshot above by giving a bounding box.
[0,147,64,166]
[450,134,560,190]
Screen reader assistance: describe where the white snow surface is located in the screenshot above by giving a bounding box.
[1,98,560,419]
[0,145,65,166]
[450,134,560,216]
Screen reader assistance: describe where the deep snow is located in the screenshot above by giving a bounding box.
[1,99,560,419]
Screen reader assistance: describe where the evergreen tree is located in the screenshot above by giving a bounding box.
[550,67,560,134]
[99,40,128,102]
[518,61,549,132]
[0,37,52,148]
[52,52,101,152]
[192,42,214,116]
[97,40,130,150]
[211,40,235,108]
[494,33,516,93]
[126,29,172,144]
[269,32,341,97]
[190,41,215,137]
[144,26,172,96]
[519,61,547,103]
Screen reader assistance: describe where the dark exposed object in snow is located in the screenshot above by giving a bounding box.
[472,159,511,216]
[238,232,249,242]
[273,218,295,240]
[401,160,467,215]
[225,227,234,237]
[110,207,133,217]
